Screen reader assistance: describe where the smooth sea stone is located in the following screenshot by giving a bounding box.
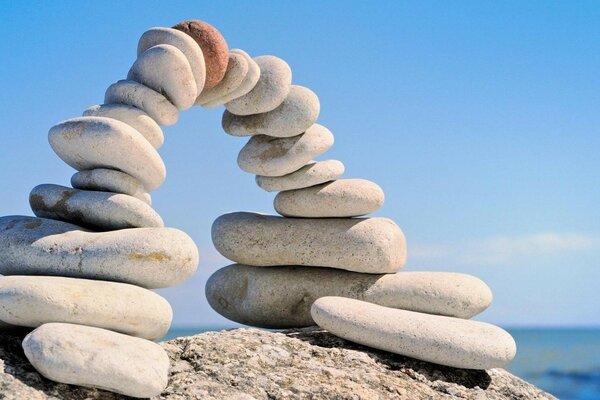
[206,48,261,107]
[48,116,166,191]
[0,216,199,289]
[256,160,345,192]
[312,297,517,370]
[274,179,385,218]
[206,264,493,328]
[212,212,406,273]
[197,52,248,106]
[128,44,197,110]
[222,85,320,137]
[23,323,169,398]
[173,20,229,89]
[29,184,163,230]
[225,55,292,116]
[237,124,334,177]
[105,79,178,126]
[83,104,164,149]
[71,168,151,204]
[138,27,206,93]
[0,276,172,340]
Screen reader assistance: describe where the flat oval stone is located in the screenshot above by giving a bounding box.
[274,179,384,218]
[128,44,197,110]
[29,184,163,230]
[105,79,178,126]
[205,48,260,107]
[0,276,172,340]
[312,297,517,370]
[138,26,206,93]
[23,323,169,398]
[48,116,166,191]
[237,124,334,177]
[225,55,291,116]
[222,85,320,137]
[212,212,406,273]
[173,20,229,89]
[256,160,345,192]
[206,264,493,328]
[0,216,199,289]
[71,168,151,204]
[197,52,248,106]
[83,104,164,149]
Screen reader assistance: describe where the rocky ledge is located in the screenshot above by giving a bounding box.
[0,327,555,400]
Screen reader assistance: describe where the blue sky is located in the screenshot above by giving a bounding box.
[0,1,598,328]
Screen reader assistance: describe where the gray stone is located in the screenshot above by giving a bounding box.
[256,159,345,192]
[206,48,261,107]
[71,168,151,204]
[212,212,406,273]
[0,216,199,289]
[237,124,334,177]
[312,297,517,370]
[206,264,493,328]
[197,52,248,106]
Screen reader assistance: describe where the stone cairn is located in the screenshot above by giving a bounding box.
[0,19,517,398]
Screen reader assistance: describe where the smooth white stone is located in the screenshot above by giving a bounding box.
[0,276,172,340]
[83,104,164,149]
[312,297,517,370]
[212,212,406,273]
[48,116,166,191]
[237,124,334,177]
[128,44,197,110]
[208,48,261,106]
[71,168,151,204]
[197,52,248,106]
[256,160,345,192]
[0,216,199,289]
[23,323,169,398]
[225,55,291,116]
[105,79,178,126]
[29,184,163,230]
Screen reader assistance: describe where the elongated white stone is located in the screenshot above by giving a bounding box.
[197,52,248,106]
[256,160,344,192]
[71,168,151,204]
[208,48,260,106]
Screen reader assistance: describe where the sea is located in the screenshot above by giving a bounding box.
[164,327,600,400]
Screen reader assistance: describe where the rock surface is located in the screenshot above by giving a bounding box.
[71,168,151,204]
[256,159,345,192]
[208,48,260,106]
[0,327,556,399]
[196,51,248,106]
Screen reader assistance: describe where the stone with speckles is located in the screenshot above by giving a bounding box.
[71,169,151,205]
[256,160,345,192]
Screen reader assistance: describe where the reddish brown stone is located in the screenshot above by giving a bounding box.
[173,20,229,89]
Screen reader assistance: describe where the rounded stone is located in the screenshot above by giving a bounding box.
[222,85,320,137]
[206,264,493,328]
[83,104,164,149]
[128,44,197,110]
[138,26,206,93]
[105,79,178,126]
[173,20,229,89]
[29,184,163,230]
[274,179,384,218]
[256,160,345,192]
[312,297,517,370]
[71,168,151,204]
[205,48,261,107]
[48,116,166,191]
[0,216,199,289]
[23,323,169,398]
[225,55,291,116]
[197,52,248,106]
[212,212,406,273]
[237,124,334,177]
[0,276,172,340]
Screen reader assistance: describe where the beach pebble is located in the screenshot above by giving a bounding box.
[48,116,166,191]
[105,79,178,125]
[312,297,517,370]
[237,124,334,177]
[223,85,320,137]
[23,323,169,398]
[128,44,197,110]
[0,276,172,340]
[225,55,291,116]
[71,168,151,204]
[206,264,493,328]
[212,212,406,273]
[29,184,163,230]
[196,52,248,106]
[0,216,199,289]
[173,20,229,89]
[138,26,206,93]
[204,48,260,107]
[256,160,345,192]
[274,179,384,218]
